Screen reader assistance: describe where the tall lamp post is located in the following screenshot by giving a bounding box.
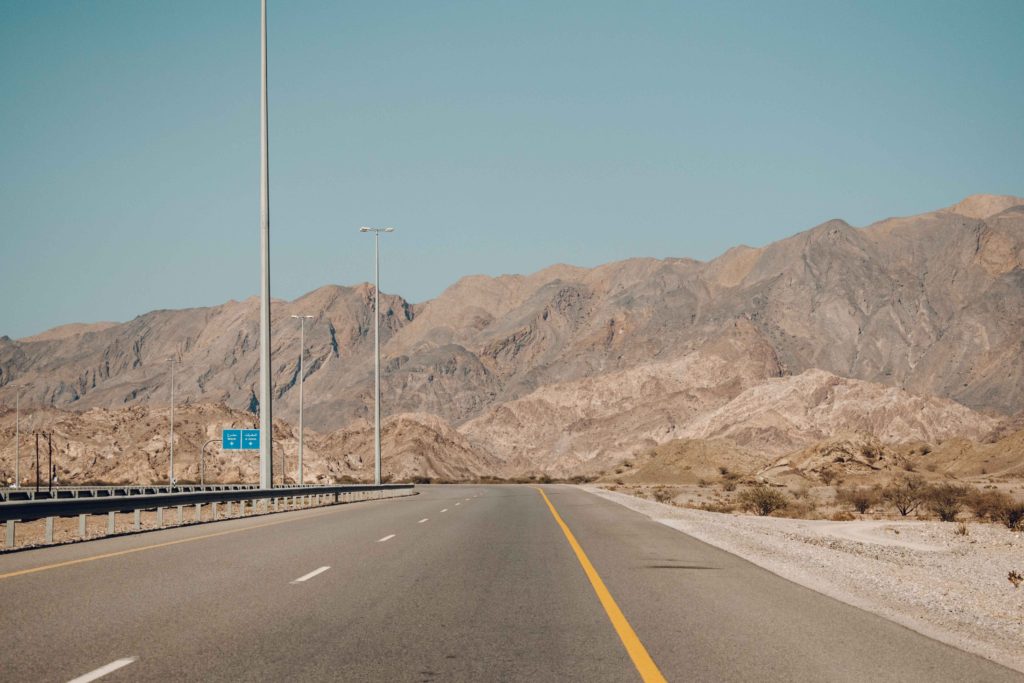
[257,0,274,490]
[359,226,394,485]
[165,357,183,486]
[290,314,313,485]
[13,386,22,488]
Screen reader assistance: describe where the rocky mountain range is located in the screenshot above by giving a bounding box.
[0,194,1021,481]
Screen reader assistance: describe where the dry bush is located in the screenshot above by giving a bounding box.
[818,469,838,486]
[882,475,927,516]
[994,502,1024,531]
[830,510,856,522]
[700,500,736,514]
[721,478,738,492]
[837,486,880,514]
[954,521,969,536]
[927,483,968,522]
[652,487,674,504]
[965,488,1011,521]
[1009,570,1023,589]
[738,484,788,516]
[778,498,818,519]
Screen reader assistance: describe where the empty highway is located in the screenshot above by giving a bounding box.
[0,485,1018,682]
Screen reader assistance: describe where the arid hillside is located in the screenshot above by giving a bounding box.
[0,194,1022,482]
[0,404,504,486]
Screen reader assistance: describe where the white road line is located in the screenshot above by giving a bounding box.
[455,502,461,506]
[441,508,448,512]
[67,657,138,683]
[378,534,396,542]
[465,498,471,501]
[418,518,429,523]
[291,566,330,584]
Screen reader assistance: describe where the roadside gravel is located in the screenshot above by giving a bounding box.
[585,485,1024,675]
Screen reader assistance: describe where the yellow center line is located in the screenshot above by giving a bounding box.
[535,486,667,683]
[0,506,344,582]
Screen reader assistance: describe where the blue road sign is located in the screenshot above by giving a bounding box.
[241,429,261,450]
[222,429,241,450]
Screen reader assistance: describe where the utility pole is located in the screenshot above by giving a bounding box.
[359,226,395,485]
[290,314,314,485]
[258,0,273,489]
[167,357,177,485]
[14,388,20,488]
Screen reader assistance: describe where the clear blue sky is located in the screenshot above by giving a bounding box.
[1,1,1022,339]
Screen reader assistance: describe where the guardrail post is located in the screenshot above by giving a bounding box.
[195,503,202,522]
[239,500,246,517]
[212,502,219,520]
[177,505,184,524]
[156,507,164,527]
[78,514,87,539]
[5,520,16,548]
[107,512,115,535]
[273,497,279,512]
[226,501,233,517]
[45,517,54,544]
[133,509,141,530]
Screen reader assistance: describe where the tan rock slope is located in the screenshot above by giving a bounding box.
[0,193,1022,481]
[0,405,503,485]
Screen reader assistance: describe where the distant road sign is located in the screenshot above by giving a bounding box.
[222,430,241,450]
[241,429,261,450]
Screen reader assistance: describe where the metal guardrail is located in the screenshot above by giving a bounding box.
[0,482,345,503]
[0,484,415,549]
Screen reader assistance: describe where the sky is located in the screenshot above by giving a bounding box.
[1,0,1022,339]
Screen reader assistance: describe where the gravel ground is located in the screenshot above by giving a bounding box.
[585,485,1024,675]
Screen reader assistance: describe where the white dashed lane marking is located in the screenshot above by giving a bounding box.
[67,657,138,683]
[418,518,429,524]
[378,534,396,543]
[291,566,330,584]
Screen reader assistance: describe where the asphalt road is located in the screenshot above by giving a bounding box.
[0,485,1018,682]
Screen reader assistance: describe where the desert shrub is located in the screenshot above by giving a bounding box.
[1009,570,1023,589]
[818,469,838,486]
[882,475,927,516]
[830,510,856,522]
[718,466,730,476]
[700,501,736,514]
[860,443,882,460]
[965,488,1011,521]
[837,486,880,514]
[778,498,818,519]
[697,478,710,488]
[954,521,969,536]
[994,502,1024,531]
[721,479,738,492]
[927,483,968,522]
[738,484,788,516]
[652,487,673,504]
[410,475,433,484]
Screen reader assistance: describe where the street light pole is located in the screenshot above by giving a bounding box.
[14,387,20,488]
[290,314,313,485]
[166,357,178,486]
[359,226,394,485]
[200,438,219,487]
[258,0,273,490]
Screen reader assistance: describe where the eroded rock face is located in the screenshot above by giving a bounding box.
[0,194,1021,481]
